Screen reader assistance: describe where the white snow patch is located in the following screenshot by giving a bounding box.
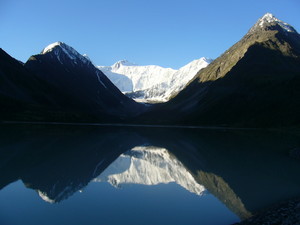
[38,190,55,204]
[96,71,107,89]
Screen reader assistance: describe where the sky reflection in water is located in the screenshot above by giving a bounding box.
[0,124,299,225]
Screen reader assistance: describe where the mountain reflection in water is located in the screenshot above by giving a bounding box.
[0,124,300,223]
[95,146,205,195]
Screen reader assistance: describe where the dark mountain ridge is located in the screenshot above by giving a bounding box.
[25,42,143,117]
[0,48,62,120]
[0,42,144,122]
[138,13,300,127]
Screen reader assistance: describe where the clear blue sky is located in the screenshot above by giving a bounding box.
[1,0,299,69]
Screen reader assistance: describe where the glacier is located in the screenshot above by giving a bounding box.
[98,58,212,102]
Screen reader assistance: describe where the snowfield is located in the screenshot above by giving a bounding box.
[98,58,212,102]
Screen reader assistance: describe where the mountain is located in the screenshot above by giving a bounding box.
[0,48,60,120]
[23,42,143,122]
[142,13,300,127]
[98,58,211,102]
[98,60,176,94]
[1,13,299,127]
[97,61,134,93]
[94,145,205,195]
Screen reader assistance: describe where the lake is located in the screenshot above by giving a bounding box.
[0,124,299,225]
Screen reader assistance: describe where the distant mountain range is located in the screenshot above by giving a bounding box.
[98,57,212,102]
[0,13,299,127]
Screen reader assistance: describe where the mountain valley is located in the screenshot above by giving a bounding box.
[0,13,299,128]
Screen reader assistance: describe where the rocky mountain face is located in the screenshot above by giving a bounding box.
[0,42,144,122]
[142,13,300,127]
[98,58,211,102]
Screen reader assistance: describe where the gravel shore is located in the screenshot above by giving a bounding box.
[233,199,300,225]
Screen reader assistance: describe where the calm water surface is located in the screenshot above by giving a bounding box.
[0,124,299,225]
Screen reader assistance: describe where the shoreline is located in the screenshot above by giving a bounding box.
[0,120,259,131]
[234,198,300,225]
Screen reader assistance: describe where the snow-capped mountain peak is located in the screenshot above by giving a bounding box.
[260,13,277,23]
[41,41,90,64]
[112,60,136,69]
[41,41,63,54]
[250,13,297,33]
[98,57,212,102]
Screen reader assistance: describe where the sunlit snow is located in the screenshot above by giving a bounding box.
[251,13,296,33]
[42,41,90,64]
[98,57,212,102]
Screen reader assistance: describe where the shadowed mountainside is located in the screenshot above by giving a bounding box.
[138,14,300,127]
